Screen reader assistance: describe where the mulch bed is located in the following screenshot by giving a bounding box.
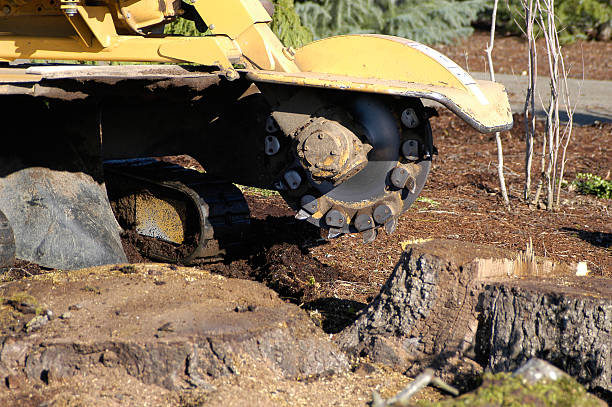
[435,31,612,81]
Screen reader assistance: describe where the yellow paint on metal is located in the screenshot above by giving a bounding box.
[115,0,166,29]
[158,36,239,71]
[295,35,468,91]
[194,0,271,39]
[235,23,299,72]
[135,193,186,244]
[0,68,42,83]
[65,13,94,48]
[0,35,237,65]
[76,6,118,48]
[0,0,512,134]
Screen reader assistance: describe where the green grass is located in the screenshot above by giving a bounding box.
[573,173,612,199]
[414,372,603,407]
[236,185,280,197]
[416,197,440,206]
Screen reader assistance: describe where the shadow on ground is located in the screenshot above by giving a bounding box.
[561,228,612,249]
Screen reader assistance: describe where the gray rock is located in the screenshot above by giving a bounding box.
[513,358,569,384]
[25,315,48,333]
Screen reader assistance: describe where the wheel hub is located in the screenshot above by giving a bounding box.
[296,118,368,183]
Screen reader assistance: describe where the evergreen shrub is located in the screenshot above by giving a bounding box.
[163,0,312,48]
[294,0,489,44]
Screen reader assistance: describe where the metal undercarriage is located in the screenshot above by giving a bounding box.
[0,64,434,269]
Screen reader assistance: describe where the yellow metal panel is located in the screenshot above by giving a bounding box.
[295,35,473,92]
[194,0,271,39]
[65,13,93,48]
[0,68,42,83]
[77,6,118,48]
[0,35,238,66]
[158,36,237,71]
[134,194,186,244]
[244,69,513,134]
[235,23,299,72]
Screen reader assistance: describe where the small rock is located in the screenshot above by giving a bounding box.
[25,315,49,333]
[68,304,83,311]
[45,310,53,320]
[154,280,166,286]
[158,322,174,332]
[513,358,568,384]
[59,312,73,320]
[148,269,162,276]
[5,374,24,389]
[100,350,119,368]
[354,362,377,376]
[119,265,137,274]
[235,305,257,313]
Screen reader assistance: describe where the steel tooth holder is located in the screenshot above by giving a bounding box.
[283,170,302,190]
[401,108,420,128]
[325,209,346,228]
[60,0,79,16]
[373,204,393,224]
[300,195,318,214]
[390,166,410,189]
[354,213,374,232]
[401,139,420,161]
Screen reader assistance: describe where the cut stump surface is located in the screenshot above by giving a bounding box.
[0,264,349,392]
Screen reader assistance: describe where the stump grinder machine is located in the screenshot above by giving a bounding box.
[0,0,512,270]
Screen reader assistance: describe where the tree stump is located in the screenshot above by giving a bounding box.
[336,239,612,395]
[476,279,612,395]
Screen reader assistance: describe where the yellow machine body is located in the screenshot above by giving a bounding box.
[0,0,512,133]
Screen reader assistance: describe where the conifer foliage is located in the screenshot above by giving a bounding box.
[295,0,489,44]
[163,0,312,48]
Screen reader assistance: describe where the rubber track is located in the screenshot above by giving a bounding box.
[104,159,250,263]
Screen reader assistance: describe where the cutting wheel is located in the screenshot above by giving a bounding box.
[273,94,434,243]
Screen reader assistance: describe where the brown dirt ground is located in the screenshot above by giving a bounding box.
[435,31,612,81]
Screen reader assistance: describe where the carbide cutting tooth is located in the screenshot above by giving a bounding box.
[384,217,397,235]
[295,209,310,220]
[405,175,417,194]
[361,229,377,244]
[327,228,343,239]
